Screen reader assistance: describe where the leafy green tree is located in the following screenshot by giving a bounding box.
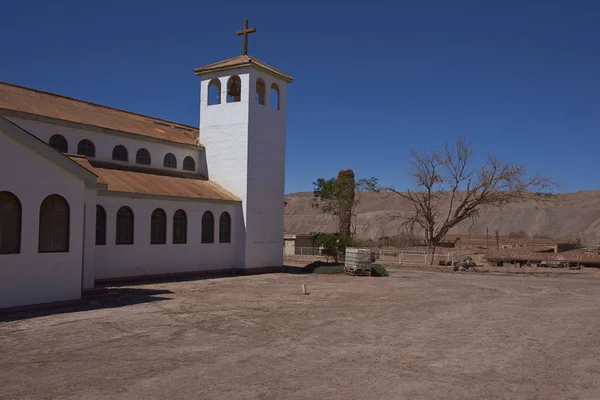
[313,169,377,238]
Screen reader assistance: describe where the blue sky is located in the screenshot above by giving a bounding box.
[1,0,599,194]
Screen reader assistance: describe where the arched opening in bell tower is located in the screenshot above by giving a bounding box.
[207,79,221,105]
[270,83,280,110]
[255,78,266,105]
[227,75,242,103]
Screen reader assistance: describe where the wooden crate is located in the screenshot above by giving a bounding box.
[344,265,371,277]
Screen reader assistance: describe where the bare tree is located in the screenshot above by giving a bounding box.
[381,138,555,263]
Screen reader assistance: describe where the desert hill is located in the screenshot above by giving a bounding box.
[284,190,600,244]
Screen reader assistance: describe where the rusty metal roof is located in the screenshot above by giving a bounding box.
[194,55,293,83]
[69,155,239,202]
[0,81,199,146]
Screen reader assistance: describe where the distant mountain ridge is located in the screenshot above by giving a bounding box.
[284,190,600,244]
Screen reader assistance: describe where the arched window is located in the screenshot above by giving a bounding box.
[136,148,151,165]
[77,139,95,157]
[49,134,68,153]
[116,206,134,245]
[150,208,166,244]
[39,194,69,252]
[163,153,177,169]
[0,191,21,254]
[95,205,106,245]
[219,212,231,243]
[270,83,280,110]
[112,145,128,162]
[201,211,214,243]
[256,78,266,105]
[208,79,221,105]
[227,75,241,103]
[183,156,196,172]
[173,209,187,244]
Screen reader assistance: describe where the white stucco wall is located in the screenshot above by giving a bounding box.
[198,68,288,269]
[3,116,207,177]
[0,131,87,308]
[246,70,287,268]
[199,71,250,221]
[82,189,97,289]
[94,195,244,279]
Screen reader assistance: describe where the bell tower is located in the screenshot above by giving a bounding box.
[195,20,293,269]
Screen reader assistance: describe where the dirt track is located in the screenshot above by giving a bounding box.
[2,271,600,399]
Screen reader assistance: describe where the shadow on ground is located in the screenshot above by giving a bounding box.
[0,288,173,323]
[97,266,309,288]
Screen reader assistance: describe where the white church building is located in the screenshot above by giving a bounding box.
[0,24,293,309]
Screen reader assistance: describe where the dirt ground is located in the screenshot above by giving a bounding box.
[2,270,600,400]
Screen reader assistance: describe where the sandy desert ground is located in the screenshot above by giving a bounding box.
[2,270,600,399]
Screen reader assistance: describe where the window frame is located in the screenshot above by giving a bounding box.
[201,211,215,243]
[77,139,96,158]
[49,134,68,153]
[150,208,167,245]
[219,212,231,243]
[38,194,70,253]
[183,156,196,172]
[172,209,187,244]
[136,148,151,165]
[116,206,134,245]
[0,191,22,254]
[95,205,106,246]
[163,153,177,169]
[112,145,129,162]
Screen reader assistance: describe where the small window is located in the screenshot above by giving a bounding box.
[112,145,128,162]
[219,212,231,243]
[270,83,280,110]
[136,148,151,165]
[256,78,266,105]
[201,211,214,243]
[116,206,134,245]
[95,205,106,245]
[39,194,70,253]
[173,209,187,244]
[0,191,21,254]
[163,153,177,169]
[150,208,167,244]
[183,156,196,172]
[227,75,241,103]
[49,134,68,153]
[77,139,95,157]
[208,79,221,105]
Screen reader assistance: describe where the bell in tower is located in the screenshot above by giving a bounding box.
[227,75,242,102]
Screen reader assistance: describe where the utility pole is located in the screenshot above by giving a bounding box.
[486,226,489,254]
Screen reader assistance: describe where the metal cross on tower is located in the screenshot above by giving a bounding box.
[236,19,256,56]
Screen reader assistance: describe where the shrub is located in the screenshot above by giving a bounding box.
[371,264,389,277]
[313,265,346,274]
[313,233,353,263]
[304,261,342,273]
